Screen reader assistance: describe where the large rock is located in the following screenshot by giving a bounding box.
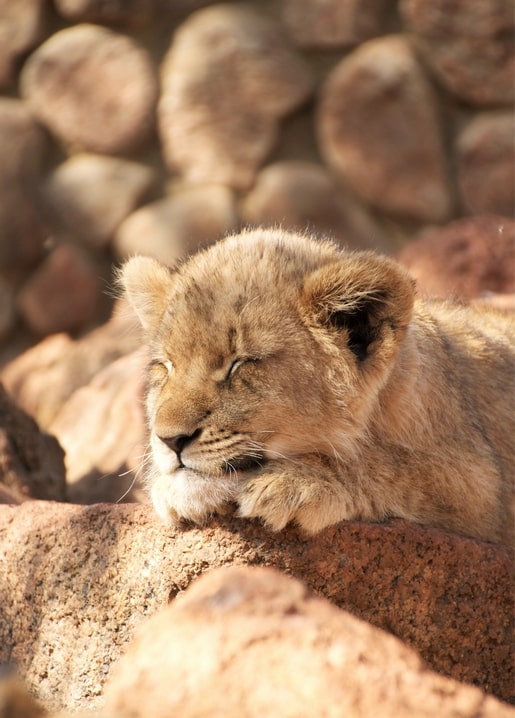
[0,0,46,89]
[105,566,513,718]
[54,0,153,26]
[21,24,158,154]
[457,112,515,217]
[398,216,515,299]
[0,502,512,710]
[158,3,314,189]
[317,36,452,223]
[0,384,66,503]
[400,0,515,106]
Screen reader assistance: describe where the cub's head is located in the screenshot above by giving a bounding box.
[120,228,414,525]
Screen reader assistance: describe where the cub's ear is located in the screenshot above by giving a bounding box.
[117,256,174,333]
[302,253,415,362]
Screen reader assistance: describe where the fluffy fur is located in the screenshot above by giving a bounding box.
[120,228,515,545]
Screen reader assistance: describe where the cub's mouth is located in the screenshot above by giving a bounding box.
[224,454,265,473]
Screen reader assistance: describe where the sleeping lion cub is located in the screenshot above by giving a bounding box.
[121,228,514,545]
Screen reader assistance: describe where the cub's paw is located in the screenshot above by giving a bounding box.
[235,473,306,531]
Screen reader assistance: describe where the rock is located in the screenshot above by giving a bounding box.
[54,0,153,26]
[16,244,102,337]
[1,299,141,428]
[21,24,158,154]
[457,112,515,217]
[0,99,48,277]
[0,502,512,710]
[106,566,513,718]
[398,216,515,299]
[113,185,239,263]
[158,3,314,189]
[45,154,158,250]
[0,384,66,502]
[317,35,452,223]
[0,0,47,90]
[282,0,392,49]
[49,349,148,504]
[241,160,389,251]
[400,0,515,106]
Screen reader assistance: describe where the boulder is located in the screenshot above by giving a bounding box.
[158,3,314,189]
[0,0,46,90]
[317,36,452,223]
[0,502,512,710]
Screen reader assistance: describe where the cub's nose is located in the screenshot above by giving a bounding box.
[158,428,202,456]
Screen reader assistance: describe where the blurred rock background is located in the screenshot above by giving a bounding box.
[0,0,513,364]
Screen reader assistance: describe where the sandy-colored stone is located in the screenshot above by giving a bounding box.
[45,154,158,249]
[16,244,101,337]
[0,502,512,710]
[241,160,388,251]
[106,566,513,718]
[0,99,48,277]
[0,0,46,89]
[49,349,147,504]
[158,3,314,189]
[1,300,141,428]
[282,0,392,49]
[457,112,515,217]
[0,384,66,502]
[317,35,452,223]
[113,185,239,263]
[21,24,158,154]
[400,0,515,106]
[398,216,515,299]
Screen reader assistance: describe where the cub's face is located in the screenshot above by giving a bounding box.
[120,229,414,525]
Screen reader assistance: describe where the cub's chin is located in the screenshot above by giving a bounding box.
[149,467,239,526]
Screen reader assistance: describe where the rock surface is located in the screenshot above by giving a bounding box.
[317,35,452,222]
[21,24,158,154]
[0,0,46,89]
[398,216,515,299]
[105,566,513,718]
[158,3,314,189]
[0,502,512,710]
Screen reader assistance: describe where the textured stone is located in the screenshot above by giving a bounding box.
[400,0,515,106]
[49,349,147,504]
[1,299,141,429]
[317,36,452,222]
[45,154,158,249]
[241,160,388,251]
[0,99,48,277]
[0,384,66,502]
[113,185,239,263]
[106,566,513,718]
[282,0,392,49]
[0,0,46,89]
[16,244,101,337]
[158,3,314,189]
[21,24,158,154]
[398,216,515,299]
[0,502,512,710]
[457,112,515,217]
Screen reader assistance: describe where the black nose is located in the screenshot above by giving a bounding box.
[158,428,201,456]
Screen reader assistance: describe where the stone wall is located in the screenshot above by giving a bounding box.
[1,0,513,358]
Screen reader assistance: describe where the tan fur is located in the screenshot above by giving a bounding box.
[120,228,515,545]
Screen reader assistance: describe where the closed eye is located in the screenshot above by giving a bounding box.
[150,358,174,375]
[227,356,260,381]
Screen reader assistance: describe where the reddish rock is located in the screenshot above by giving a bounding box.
[106,566,513,718]
[398,216,515,299]
[0,0,47,89]
[0,384,66,502]
[317,36,452,223]
[241,160,389,252]
[158,3,314,189]
[400,0,514,106]
[21,24,158,154]
[16,244,101,337]
[0,502,512,710]
[457,112,515,217]
[282,0,392,49]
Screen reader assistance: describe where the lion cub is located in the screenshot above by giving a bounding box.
[121,229,514,545]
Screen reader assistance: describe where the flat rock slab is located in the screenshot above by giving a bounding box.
[0,501,512,710]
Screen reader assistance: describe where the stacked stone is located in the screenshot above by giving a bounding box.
[0,0,513,349]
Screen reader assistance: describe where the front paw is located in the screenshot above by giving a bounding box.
[236,474,302,531]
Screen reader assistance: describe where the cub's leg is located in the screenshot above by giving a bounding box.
[236,456,368,533]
